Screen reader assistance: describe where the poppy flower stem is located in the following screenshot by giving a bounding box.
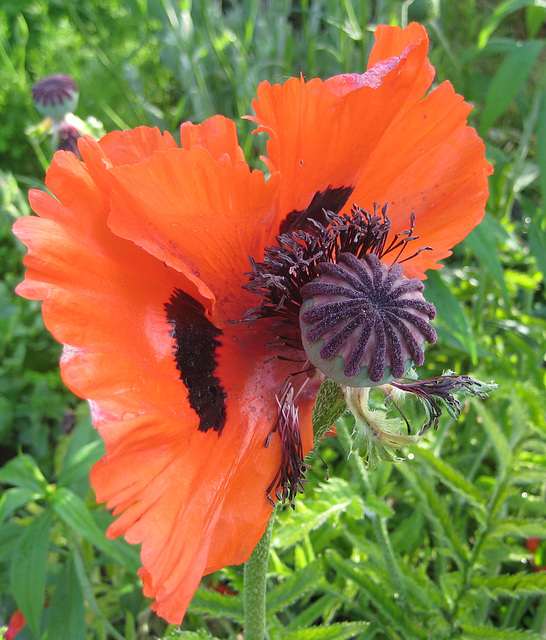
[243,509,276,640]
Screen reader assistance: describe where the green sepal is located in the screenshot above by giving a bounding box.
[344,387,416,468]
[312,379,347,446]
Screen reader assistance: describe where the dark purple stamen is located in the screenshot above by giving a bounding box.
[244,203,437,503]
[280,186,354,234]
[244,204,432,336]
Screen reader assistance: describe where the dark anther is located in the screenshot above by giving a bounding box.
[280,186,354,234]
[165,289,227,434]
[243,203,432,342]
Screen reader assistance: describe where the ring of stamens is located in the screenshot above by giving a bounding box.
[299,252,437,386]
[243,203,436,504]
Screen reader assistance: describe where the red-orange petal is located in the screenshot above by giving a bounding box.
[94,126,178,165]
[4,609,26,640]
[180,114,245,163]
[345,80,492,278]
[105,143,280,323]
[14,140,315,624]
[367,22,430,69]
[249,23,434,228]
[250,23,490,276]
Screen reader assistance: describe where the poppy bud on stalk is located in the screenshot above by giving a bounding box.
[30,74,85,158]
[32,74,79,120]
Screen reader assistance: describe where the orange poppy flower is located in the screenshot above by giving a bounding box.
[4,609,26,640]
[13,23,491,624]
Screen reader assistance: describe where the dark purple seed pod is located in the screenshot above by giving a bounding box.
[299,252,437,387]
[32,75,79,119]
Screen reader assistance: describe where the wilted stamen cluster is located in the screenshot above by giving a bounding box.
[300,252,437,385]
[391,374,495,434]
[265,384,311,508]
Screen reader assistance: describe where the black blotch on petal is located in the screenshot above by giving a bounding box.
[280,186,354,234]
[165,289,227,434]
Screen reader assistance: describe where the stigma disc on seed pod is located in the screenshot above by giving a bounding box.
[299,252,437,387]
[32,75,79,120]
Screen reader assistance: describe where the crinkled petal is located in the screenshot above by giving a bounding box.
[250,23,490,276]
[93,126,178,165]
[346,80,492,278]
[105,143,280,322]
[14,142,314,625]
[180,114,246,162]
[249,23,434,227]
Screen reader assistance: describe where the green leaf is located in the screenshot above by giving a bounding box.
[326,551,427,639]
[187,586,244,623]
[461,623,546,639]
[397,464,470,565]
[312,379,347,445]
[537,89,546,198]
[526,5,546,36]
[10,511,53,639]
[473,572,546,598]
[527,216,546,278]
[464,214,509,303]
[477,0,546,49]
[284,621,372,640]
[412,448,487,513]
[519,197,546,278]
[0,453,49,494]
[267,561,324,617]
[286,594,343,631]
[0,522,23,562]
[162,632,218,640]
[57,439,104,487]
[70,545,127,640]
[423,271,476,361]
[43,555,87,640]
[0,487,42,522]
[50,487,140,572]
[480,40,544,133]
[471,399,512,473]
[490,518,546,538]
[273,478,365,548]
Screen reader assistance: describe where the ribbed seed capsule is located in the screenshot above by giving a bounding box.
[32,75,79,119]
[299,252,437,387]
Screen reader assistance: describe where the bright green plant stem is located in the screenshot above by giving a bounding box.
[243,510,275,640]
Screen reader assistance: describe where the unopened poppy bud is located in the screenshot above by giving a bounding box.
[299,252,437,387]
[56,119,82,157]
[32,74,79,119]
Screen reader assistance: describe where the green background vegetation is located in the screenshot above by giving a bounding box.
[1,0,545,638]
